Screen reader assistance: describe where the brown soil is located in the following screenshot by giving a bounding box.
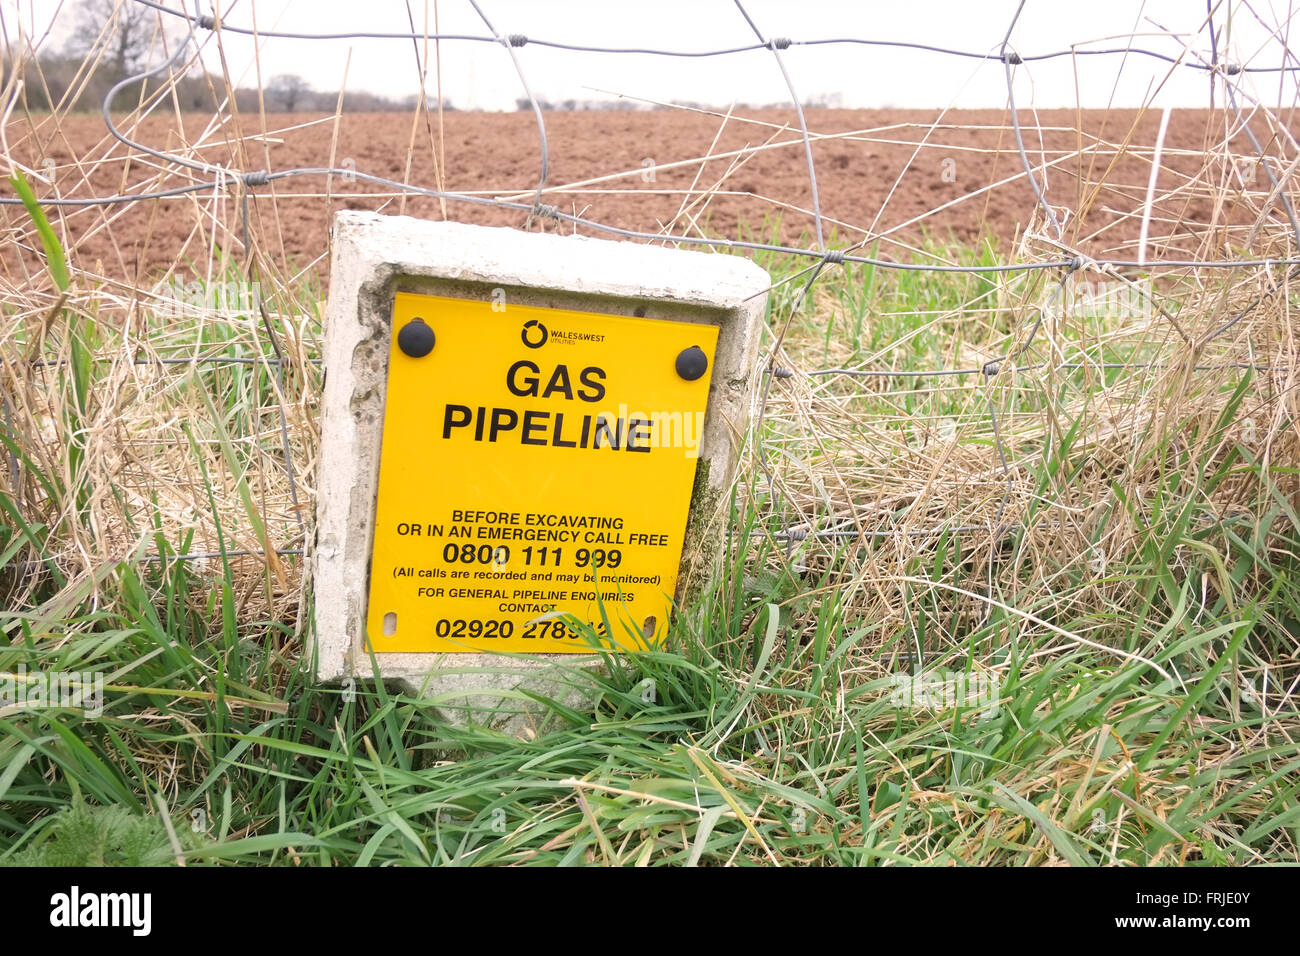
[4,107,1296,282]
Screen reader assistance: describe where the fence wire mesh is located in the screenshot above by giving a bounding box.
[1,0,1298,613]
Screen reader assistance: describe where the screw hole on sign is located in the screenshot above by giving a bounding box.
[642,616,657,639]
[382,611,397,636]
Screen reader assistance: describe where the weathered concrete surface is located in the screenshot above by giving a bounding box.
[312,212,770,734]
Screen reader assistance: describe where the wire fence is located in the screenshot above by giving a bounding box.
[2,0,1299,581]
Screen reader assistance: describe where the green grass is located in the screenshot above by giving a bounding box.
[1,223,1297,866]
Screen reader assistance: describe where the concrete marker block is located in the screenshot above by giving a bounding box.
[312,212,770,733]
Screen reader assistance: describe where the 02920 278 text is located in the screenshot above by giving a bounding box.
[429,618,606,641]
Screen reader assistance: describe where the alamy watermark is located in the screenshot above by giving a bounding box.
[150,277,262,320]
[49,886,150,936]
[0,665,104,718]
[889,670,999,720]
[1051,278,1154,322]
[442,402,708,458]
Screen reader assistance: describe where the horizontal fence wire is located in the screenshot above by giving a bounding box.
[1,0,1296,569]
[124,0,1300,72]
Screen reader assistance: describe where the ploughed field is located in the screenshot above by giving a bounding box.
[2,107,1290,280]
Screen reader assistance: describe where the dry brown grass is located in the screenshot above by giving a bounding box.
[0,3,1297,667]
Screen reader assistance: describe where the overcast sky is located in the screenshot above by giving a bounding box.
[7,0,1300,111]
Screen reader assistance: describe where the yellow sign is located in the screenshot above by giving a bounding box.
[365,292,718,653]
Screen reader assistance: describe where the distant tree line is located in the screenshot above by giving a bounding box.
[5,0,435,114]
[6,1,847,114]
[8,49,436,114]
[516,94,847,112]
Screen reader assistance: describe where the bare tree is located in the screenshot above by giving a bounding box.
[65,0,173,79]
[267,74,311,112]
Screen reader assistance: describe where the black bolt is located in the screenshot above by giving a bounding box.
[675,345,708,381]
[397,318,435,358]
